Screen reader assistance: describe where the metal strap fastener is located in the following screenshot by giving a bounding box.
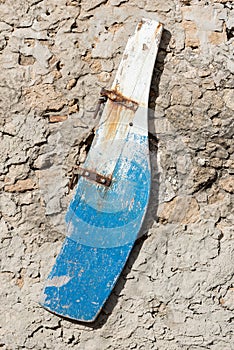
[69,87,137,191]
[100,88,139,111]
[72,165,112,187]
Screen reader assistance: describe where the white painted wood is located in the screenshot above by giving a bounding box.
[85,18,163,177]
[112,18,163,106]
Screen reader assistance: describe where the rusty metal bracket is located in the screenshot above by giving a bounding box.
[67,87,137,192]
[72,165,112,187]
[100,88,138,112]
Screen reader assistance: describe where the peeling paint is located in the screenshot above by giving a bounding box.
[46,275,71,287]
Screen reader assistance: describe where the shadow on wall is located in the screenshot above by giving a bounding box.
[57,28,172,329]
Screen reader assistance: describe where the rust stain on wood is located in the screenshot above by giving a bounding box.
[104,102,122,141]
[155,22,163,38]
[99,88,138,142]
[102,100,134,142]
[137,19,144,31]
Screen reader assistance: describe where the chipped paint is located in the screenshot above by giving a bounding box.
[46,275,71,287]
[143,43,149,50]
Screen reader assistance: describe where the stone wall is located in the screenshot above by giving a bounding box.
[0,0,233,349]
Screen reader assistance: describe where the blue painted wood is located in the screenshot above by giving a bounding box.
[42,238,133,321]
[40,18,163,322]
[41,134,150,321]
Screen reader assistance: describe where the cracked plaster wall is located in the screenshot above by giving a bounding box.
[0,0,233,349]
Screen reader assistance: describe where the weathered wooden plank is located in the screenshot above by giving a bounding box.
[41,18,163,322]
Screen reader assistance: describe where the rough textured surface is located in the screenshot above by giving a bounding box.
[0,0,233,349]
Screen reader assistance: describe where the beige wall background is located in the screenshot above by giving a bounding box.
[0,0,233,349]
